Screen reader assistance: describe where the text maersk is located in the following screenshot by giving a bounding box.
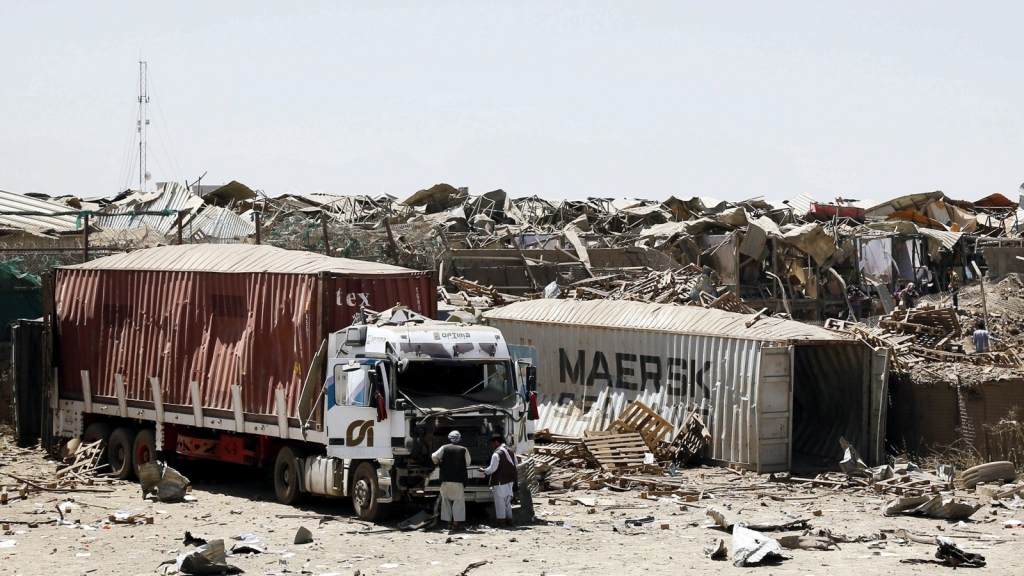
[559,348,712,397]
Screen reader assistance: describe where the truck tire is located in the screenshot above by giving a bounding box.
[351,462,390,522]
[132,429,157,479]
[83,422,112,449]
[962,461,1018,488]
[274,447,306,505]
[108,427,137,480]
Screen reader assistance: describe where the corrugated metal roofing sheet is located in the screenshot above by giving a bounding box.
[64,244,416,274]
[484,299,849,343]
[186,206,256,243]
[94,182,204,234]
[865,191,945,218]
[0,188,81,234]
[917,228,963,252]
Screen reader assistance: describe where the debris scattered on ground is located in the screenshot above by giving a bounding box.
[731,525,792,567]
[139,461,191,502]
[883,495,982,520]
[703,538,727,559]
[172,539,244,575]
[293,526,313,544]
[900,538,987,568]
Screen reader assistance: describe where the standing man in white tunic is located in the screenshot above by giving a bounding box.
[431,430,470,530]
[479,434,517,527]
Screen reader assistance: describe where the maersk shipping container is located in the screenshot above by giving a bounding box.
[484,300,890,472]
[51,244,435,436]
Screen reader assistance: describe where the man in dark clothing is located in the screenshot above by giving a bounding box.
[846,284,865,321]
[948,268,961,310]
[479,434,517,527]
[431,430,470,529]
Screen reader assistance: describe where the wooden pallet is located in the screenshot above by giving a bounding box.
[667,409,711,464]
[583,432,650,470]
[607,401,675,456]
[706,292,755,314]
[534,442,584,459]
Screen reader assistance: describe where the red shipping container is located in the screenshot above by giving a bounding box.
[54,244,435,421]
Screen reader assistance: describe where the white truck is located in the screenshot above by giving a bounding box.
[303,307,537,519]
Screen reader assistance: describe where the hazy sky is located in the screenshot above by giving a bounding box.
[1,2,1021,202]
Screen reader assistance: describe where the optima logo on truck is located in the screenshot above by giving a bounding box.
[346,420,375,447]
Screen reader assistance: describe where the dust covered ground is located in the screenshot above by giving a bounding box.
[0,443,1020,576]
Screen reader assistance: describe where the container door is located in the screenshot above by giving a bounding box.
[756,345,793,473]
[868,346,891,466]
[325,359,393,460]
[11,319,45,446]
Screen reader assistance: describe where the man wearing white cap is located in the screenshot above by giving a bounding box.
[431,430,471,529]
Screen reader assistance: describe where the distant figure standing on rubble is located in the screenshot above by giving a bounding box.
[973,321,999,354]
[690,266,719,303]
[479,434,517,527]
[432,430,471,530]
[846,284,865,321]
[947,268,961,310]
[897,282,920,309]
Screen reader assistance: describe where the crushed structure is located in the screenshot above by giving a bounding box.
[3,180,1024,473]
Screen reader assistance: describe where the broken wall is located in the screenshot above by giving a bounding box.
[888,376,1024,461]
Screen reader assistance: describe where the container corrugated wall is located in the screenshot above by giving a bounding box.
[489,316,764,467]
[55,268,435,418]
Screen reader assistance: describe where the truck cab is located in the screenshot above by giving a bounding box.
[293,306,534,520]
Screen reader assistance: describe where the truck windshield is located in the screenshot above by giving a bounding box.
[397,360,516,407]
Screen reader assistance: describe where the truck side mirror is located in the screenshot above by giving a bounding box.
[397,358,409,374]
[525,365,537,392]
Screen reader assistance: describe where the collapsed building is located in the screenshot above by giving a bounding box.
[3,179,1024,469]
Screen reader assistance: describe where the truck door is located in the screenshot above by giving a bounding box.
[325,359,393,459]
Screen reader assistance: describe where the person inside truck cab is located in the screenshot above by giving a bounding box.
[484,363,507,393]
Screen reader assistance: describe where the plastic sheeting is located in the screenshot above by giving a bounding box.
[859,237,892,283]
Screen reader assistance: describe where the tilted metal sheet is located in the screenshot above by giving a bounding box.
[491,307,876,470]
[484,300,849,343]
[54,265,436,420]
[0,188,81,234]
[184,206,256,243]
[94,182,203,234]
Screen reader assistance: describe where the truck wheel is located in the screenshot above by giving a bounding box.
[351,462,389,521]
[108,427,137,480]
[83,422,112,451]
[274,447,306,505]
[132,429,157,478]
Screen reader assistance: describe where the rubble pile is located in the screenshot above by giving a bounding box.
[4,182,1024,323]
[827,298,1024,372]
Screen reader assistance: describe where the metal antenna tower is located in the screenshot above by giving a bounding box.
[137,60,151,191]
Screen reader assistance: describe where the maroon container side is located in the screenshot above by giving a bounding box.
[55,268,436,418]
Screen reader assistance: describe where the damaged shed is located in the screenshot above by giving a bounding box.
[484,300,890,472]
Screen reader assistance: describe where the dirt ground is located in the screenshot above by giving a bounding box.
[0,441,1020,576]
